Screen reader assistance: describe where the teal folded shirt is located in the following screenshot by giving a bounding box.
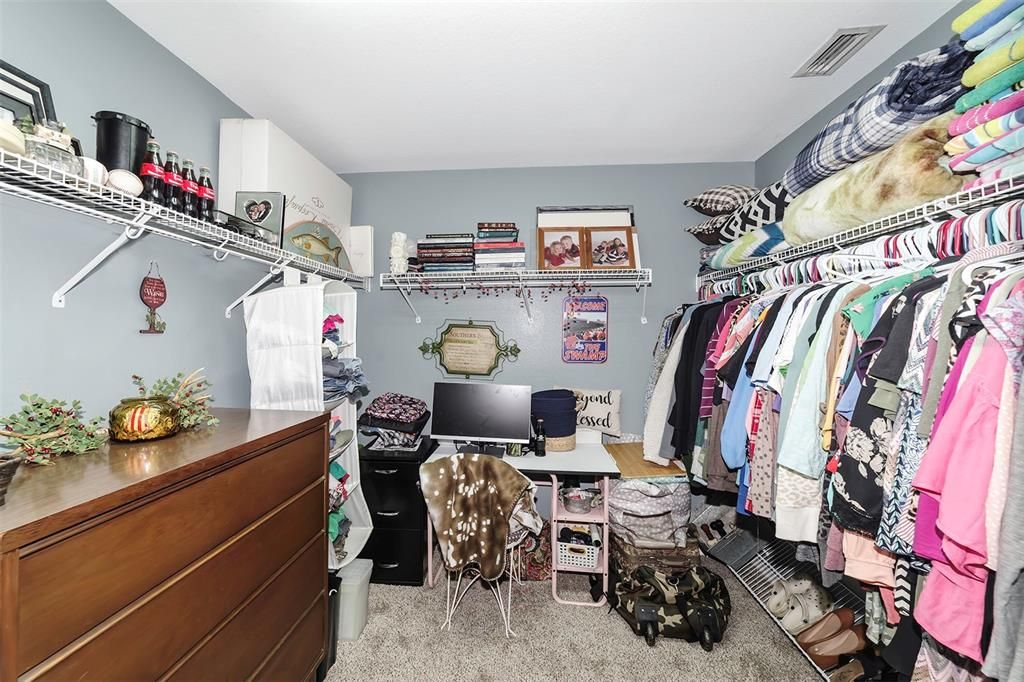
[957,60,1024,112]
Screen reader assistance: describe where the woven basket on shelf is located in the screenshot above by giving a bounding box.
[0,452,23,506]
[546,433,575,452]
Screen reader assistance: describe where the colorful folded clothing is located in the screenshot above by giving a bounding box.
[945,106,1024,154]
[949,124,1024,170]
[707,223,788,269]
[950,88,1024,134]
[964,147,1024,186]
[959,0,1024,41]
[962,31,1024,86]
[966,8,1024,51]
[976,17,1024,58]
[783,39,969,195]
[955,0,1017,36]
[956,60,1024,112]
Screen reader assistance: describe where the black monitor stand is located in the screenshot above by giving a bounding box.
[453,440,523,458]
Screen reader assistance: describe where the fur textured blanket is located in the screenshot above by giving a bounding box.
[781,113,971,245]
[420,453,541,580]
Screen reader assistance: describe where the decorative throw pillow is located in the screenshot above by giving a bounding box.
[721,182,792,243]
[556,387,622,437]
[683,185,759,216]
[685,214,731,246]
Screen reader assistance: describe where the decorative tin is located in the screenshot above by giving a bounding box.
[109,397,180,442]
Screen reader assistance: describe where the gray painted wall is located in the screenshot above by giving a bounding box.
[343,162,754,435]
[0,1,254,416]
[754,1,972,185]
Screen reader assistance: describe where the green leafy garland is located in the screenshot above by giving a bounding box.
[0,395,108,465]
[131,368,219,430]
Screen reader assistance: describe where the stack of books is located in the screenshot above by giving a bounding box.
[416,233,475,273]
[474,222,526,271]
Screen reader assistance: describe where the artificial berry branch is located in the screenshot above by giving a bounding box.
[0,395,108,465]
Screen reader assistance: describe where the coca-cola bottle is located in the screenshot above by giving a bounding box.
[197,166,216,223]
[139,140,165,205]
[181,159,199,219]
[163,150,183,212]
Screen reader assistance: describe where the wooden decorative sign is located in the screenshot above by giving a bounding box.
[139,262,167,334]
[419,319,520,379]
[562,295,608,363]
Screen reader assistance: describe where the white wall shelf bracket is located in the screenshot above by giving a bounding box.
[224,258,292,319]
[51,212,152,308]
[390,274,422,324]
[518,272,533,321]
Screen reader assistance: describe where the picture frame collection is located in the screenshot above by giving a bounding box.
[537,225,636,270]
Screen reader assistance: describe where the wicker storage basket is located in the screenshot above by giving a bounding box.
[546,433,576,452]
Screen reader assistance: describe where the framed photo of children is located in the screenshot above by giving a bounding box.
[586,226,635,269]
[537,227,585,270]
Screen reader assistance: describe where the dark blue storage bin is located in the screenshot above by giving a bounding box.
[531,389,577,438]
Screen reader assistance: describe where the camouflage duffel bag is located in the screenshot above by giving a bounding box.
[613,565,731,650]
[610,533,701,576]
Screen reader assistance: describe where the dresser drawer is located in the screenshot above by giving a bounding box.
[24,482,324,681]
[361,528,426,585]
[361,460,425,530]
[17,429,323,672]
[165,536,325,681]
[253,596,325,682]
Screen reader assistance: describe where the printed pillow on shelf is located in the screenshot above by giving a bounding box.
[685,214,731,246]
[556,387,622,437]
[683,185,759,217]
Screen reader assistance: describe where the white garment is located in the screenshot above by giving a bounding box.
[642,315,690,465]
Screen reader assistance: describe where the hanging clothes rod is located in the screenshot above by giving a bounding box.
[696,173,1024,286]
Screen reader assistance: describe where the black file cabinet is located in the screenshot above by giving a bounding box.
[357,438,437,585]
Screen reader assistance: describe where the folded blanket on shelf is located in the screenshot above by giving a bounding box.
[956,60,1024,111]
[966,8,1024,51]
[962,32,1024,86]
[783,39,970,196]
[966,155,1024,186]
[946,107,1024,153]
[950,88,1024,134]
[708,223,789,270]
[782,114,968,245]
[960,0,1024,41]
[950,123,1024,169]
[955,0,1019,36]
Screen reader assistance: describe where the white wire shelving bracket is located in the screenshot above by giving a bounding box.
[695,173,1024,289]
[0,149,372,312]
[378,268,653,324]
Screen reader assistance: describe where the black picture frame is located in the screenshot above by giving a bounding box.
[0,60,56,124]
[0,92,32,124]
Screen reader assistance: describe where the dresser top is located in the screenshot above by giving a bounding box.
[0,408,327,550]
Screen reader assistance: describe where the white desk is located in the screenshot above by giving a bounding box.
[424,441,621,607]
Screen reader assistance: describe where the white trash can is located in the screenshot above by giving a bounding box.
[336,558,373,641]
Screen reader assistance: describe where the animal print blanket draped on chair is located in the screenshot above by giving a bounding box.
[420,453,542,580]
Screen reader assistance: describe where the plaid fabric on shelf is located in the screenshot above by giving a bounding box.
[685,214,732,245]
[782,39,971,196]
[683,184,759,217]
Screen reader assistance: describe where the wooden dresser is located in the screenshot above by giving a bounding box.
[0,408,329,681]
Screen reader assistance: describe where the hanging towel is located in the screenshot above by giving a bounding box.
[783,39,970,196]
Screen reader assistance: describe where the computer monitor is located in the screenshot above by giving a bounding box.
[431,381,532,445]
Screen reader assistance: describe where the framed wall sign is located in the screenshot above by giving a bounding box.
[419,319,520,379]
[562,295,608,363]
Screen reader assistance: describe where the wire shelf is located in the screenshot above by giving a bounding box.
[379,268,653,290]
[697,173,1024,285]
[0,149,370,289]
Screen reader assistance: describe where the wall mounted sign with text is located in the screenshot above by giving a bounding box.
[562,296,608,364]
[419,319,520,379]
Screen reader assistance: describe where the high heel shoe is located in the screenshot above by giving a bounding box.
[807,624,867,670]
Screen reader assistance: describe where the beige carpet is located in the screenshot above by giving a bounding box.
[331,567,817,681]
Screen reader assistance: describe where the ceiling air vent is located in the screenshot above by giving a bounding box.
[793,25,885,78]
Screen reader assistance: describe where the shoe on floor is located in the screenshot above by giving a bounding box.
[807,624,867,670]
[797,607,855,648]
[828,658,865,682]
[766,575,816,617]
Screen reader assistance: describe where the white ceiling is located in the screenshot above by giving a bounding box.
[111,0,958,173]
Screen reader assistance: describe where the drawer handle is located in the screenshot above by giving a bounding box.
[378,562,400,569]
[376,510,400,517]
[373,468,399,475]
